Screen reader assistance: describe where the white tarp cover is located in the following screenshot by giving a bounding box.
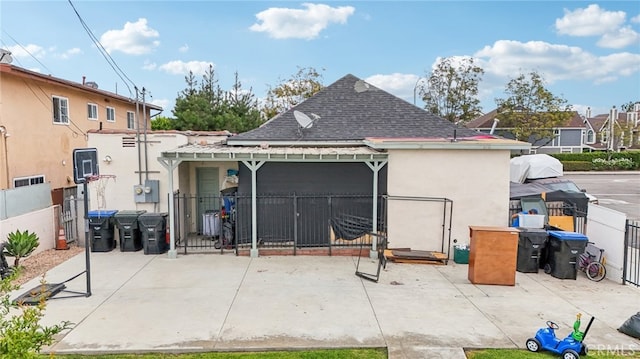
[510,154,563,183]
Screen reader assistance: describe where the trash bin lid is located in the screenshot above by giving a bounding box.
[139,212,168,218]
[88,210,118,218]
[547,230,587,241]
[114,210,147,217]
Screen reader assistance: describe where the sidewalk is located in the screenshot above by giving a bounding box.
[12,251,640,358]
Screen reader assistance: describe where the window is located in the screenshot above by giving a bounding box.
[87,103,98,120]
[127,111,135,129]
[586,129,595,144]
[601,130,609,143]
[52,96,69,124]
[106,107,115,122]
[14,175,45,188]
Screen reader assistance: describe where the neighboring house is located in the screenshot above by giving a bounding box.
[583,104,640,151]
[158,74,529,258]
[0,63,161,195]
[466,109,586,154]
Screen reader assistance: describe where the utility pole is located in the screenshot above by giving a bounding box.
[609,106,617,152]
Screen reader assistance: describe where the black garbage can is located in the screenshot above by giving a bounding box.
[114,210,147,252]
[544,230,588,279]
[138,212,168,255]
[517,228,548,273]
[88,210,118,252]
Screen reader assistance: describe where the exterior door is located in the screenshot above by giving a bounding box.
[196,167,219,234]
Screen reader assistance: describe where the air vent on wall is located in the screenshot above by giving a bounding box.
[122,136,136,147]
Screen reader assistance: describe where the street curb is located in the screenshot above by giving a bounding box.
[565,171,640,175]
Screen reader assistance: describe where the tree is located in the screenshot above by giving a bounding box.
[151,116,176,130]
[495,71,572,142]
[621,100,640,113]
[417,57,484,124]
[261,66,324,120]
[171,66,262,132]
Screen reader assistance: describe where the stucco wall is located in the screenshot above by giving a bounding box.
[0,72,153,190]
[0,206,56,257]
[386,149,511,253]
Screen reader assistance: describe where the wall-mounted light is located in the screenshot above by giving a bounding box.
[62,160,66,166]
[103,155,112,163]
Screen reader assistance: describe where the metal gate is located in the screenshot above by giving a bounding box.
[61,188,79,244]
[623,220,640,287]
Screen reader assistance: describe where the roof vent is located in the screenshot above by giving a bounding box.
[0,49,13,64]
[85,81,99,89]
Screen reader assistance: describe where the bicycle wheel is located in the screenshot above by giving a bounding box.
[586,262,606,282]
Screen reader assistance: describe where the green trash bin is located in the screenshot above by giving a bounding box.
[138,212,168,255]
[114,210,147,252]
[453,245,469,264]
[88,210,118,252]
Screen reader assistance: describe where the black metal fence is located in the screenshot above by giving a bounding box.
[623,220,640,287]
[173,193,382,255]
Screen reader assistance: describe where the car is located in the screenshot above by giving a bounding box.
[525,177,598,204]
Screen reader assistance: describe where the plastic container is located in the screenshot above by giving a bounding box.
[545,230,588,279]
[138,212,168,255]
[453,245,469,264]
[88,210,118,252]
[114,210,147,252]
[203,210,220,237]
[517,228,548,273]
[518,214,546,229]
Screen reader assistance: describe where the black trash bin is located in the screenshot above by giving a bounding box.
[114,210,147,252]
[88,210,118,252]
[138,212,168,255]
[517,228,548,273]
[544,230,588,279]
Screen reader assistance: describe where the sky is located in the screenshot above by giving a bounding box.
[1,1,639,118]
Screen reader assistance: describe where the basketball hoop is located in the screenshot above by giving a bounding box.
[90,175,116,209]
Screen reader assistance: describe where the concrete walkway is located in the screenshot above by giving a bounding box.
[11,251,640,358]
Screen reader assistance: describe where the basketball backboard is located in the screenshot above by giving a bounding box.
[73,148,99,184]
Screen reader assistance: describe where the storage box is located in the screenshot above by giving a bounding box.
[518,214,545,229]
[453,245,469,264]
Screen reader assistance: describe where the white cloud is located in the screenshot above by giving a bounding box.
[555,4,625,36]
[158,60,214,75]
[56,47,83,60]
[142,61,157,71]
[474,40,640,86]
[555,4,639,49]
[250,3,355,40]
[151,98,170,111]
[365,73,421,103]
[100,18,160,55]
[7,44,46,58]
[179,44,189,53]
[597,26,640,49]
[632,14,640,23]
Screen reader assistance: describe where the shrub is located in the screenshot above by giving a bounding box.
[3,230,39,267]
[592,158,635,170]
[0,273,72,358]
[562,161,593,171]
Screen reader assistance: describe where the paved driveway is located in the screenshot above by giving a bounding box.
[13,251,639,358]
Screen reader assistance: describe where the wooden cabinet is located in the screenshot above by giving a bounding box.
[468,226,519,286]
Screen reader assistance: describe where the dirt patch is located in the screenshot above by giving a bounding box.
[11,245,85,286]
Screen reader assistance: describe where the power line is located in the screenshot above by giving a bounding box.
[0,31,52,73]
[67,0,136,98]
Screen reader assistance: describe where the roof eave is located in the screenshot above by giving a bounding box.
[364,138,531,151]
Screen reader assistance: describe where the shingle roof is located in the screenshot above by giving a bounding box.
[466,109,584,129]
[228,74,480,144]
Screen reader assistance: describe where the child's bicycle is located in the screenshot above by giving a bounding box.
[578,242,606,282]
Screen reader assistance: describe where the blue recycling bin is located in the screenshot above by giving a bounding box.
[88,210,118,252]
[545,230,588,279]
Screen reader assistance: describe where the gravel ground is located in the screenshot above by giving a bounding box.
[11,245,85,286]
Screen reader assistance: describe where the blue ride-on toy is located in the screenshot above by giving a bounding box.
[526,313,594,359]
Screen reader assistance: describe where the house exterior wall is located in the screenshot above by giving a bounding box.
[386,149,510,253]
[0,65,156,191]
